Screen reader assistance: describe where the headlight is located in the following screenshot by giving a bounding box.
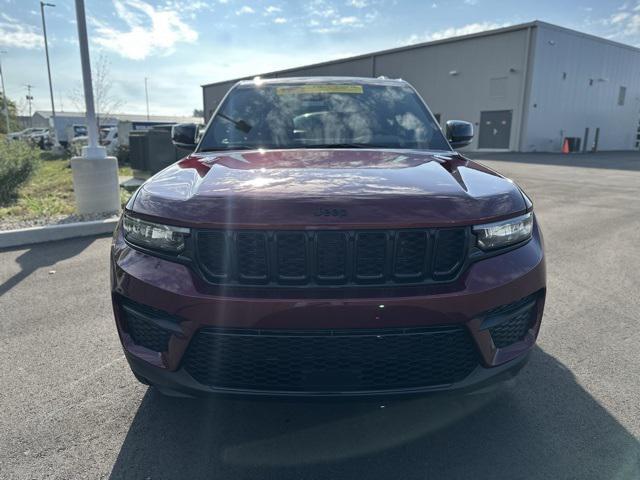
[123,214,190,253]
[473,212,533,250]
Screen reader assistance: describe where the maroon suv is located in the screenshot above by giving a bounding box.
[111,77,545,397]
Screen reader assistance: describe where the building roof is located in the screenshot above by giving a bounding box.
[202,20,640,88]
[33,111,202,123]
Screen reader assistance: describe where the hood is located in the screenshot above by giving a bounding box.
[131,149,526,228]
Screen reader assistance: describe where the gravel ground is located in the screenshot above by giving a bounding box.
[0,211,120,231]
[0,152,638,479]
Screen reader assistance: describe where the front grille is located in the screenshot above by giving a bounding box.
[485,294,538,348]
[120,301,174,352]
[195,228,468,287]
[182,326,479,392]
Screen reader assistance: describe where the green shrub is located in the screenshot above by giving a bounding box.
[0,140,41,204]
[116,145,130,165]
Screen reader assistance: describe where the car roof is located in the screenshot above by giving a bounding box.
[235,76,408,87]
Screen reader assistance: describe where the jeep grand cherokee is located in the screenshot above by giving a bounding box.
[111,77,546,397]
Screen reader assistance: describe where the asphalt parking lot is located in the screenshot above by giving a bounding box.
[1,151,639,479]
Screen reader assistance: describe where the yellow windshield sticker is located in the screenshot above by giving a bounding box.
[276,84,363,95]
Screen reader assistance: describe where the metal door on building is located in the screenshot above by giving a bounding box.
[478,110,512,149]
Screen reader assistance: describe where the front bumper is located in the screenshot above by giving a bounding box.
[111,224,546,397]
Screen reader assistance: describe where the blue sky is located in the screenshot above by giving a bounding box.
[0,0,638,116]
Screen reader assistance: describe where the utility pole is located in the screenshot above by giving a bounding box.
[70,0,120,215]
[144,77,150,120]
[40,2,57,143]
[0,50,9,133]
[25,84,34,125]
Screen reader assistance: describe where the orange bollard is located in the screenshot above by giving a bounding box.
[562,138,570,154]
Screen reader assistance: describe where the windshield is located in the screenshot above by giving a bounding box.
[199,82,449,152]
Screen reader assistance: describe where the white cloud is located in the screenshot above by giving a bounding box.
[333,16,359,25]
[464,0,478,4]
[91,0,197,60]
[404,21,510,44]
[348,0,368,7]
[162,0,211,12]
[265,5,282,15]
[273,17,288,24]
[0,13,42,49]
[236,6,255,15]
[610,11,631,23]
[604,3,640,38]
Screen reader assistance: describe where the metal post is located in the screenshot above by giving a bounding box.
[144,77,150,121]
[74,0,99,150]
[40,2,57,143]
[25,84,34,124]
[0,51,10,132]
[70,0,119,215]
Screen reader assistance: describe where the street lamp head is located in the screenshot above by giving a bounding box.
[41,2,56,6]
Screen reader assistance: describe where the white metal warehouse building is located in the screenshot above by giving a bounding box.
[201,21,640,152]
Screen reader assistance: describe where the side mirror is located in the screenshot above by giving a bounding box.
[171,123,198,149]
[445,120,474,149]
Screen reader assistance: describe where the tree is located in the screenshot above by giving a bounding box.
[0,92,19,134]
[192,108,204,117]
[69,53,123,127]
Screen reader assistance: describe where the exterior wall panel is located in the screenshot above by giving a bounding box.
[373,29,529,150]
[523,24,640,151]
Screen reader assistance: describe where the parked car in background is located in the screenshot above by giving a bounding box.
[6,128,47,141]
[69,126,119,156]
[111,77,546,398]
[26,129,53,150]
[62,124,88,147]
[100,126,119,155]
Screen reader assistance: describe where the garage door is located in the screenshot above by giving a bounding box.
[478,110,512,149]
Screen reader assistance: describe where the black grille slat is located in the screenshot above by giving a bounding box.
[394,231,428,279]
[355,232,387,281]
[197,231,229,279]
[316,232,348,282]
[237,232,268,282]
[433,229,467,277]
[183,326,479,392]
[276,232,307,282]
[196,228,468,286]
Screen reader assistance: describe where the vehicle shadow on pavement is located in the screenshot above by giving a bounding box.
[0,236,97,297]
[109,347,640,480]
[466,151,640,172]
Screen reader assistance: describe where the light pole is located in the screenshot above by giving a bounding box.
[70,0,120,215]
[40,2,57,143]
[25,84,34,125]
[0,50,9,132]
[144,77,150,120]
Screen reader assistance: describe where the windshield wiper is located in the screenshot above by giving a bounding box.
[216,113,252,133]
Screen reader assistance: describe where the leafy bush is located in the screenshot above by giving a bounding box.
[0,140,40,204]
[116,145,130,165]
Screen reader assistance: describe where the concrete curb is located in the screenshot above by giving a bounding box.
[0,217,119,249]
